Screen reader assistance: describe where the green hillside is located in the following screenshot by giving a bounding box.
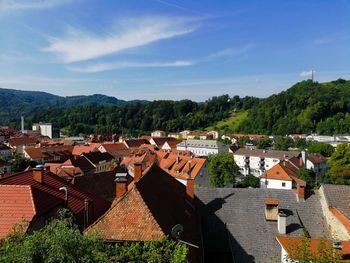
[206,110,248,134]
[0,88,147,124]
[237,79,350,135]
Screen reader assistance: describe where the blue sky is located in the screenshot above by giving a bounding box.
[0,0,349,101]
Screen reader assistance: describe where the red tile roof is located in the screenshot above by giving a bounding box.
[8,137,37,147]
[101,143,128,151]
[72,145,99,156]
[0,170,111,223]
[0,185,63,239]
[260,162,306,185]
[25,146,74,159]
[329,207,350,236]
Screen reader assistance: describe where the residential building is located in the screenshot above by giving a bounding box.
[180,130,192,139]
[123,139,150,149]
[80,152,114,173]
[319,184,350,240]
[195,187,329,262]
[0,143,12,160]
[168,132,181,139]
[177,139,229,157]
[233,148,300,176]
[98,143,128,160]
[161,139,182,150]
[0,166,111,236]
[84,163,203,263]
[8,137,37,154]
[149,137,180,149]
[24,146,74,164]
[151,130,166,137]
[259,161,306,189]
[306,153,328,174]
[32,122,52,138]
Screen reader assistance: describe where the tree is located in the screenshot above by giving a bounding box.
[236,174,260,188]
[297,168,316,189]
[274,136,294,151]
[256,137,273,149]
[208,152,238,187]
[237,136,251,146]
[328,143,350,184]
[217,137,231,145]
[0,209,189,263]
[10,153,38,173]
[308,142,334,157]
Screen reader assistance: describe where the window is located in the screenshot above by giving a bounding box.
[265,181,269,185]
[282,182,286,187]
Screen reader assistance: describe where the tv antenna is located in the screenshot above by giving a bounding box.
[171,224,199,249]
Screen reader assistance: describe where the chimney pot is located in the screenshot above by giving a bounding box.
[134,162,142,181]
[115,174,128,200]
[278,211,287,234]
[33,165,45,183]
[297,183,305,201]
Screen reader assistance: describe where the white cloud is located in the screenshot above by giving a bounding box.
[43,17,197,63]
[300,70,315,77]
[67,60,194,73]
[0,0,67,11]
[208,43,254,59]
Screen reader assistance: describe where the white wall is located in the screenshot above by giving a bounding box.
[260,178,292,189]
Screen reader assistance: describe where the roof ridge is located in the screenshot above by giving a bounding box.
[28,185,37,216]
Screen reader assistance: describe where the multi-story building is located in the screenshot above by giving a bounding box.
[176,139,229,157]
[32,122,52,138]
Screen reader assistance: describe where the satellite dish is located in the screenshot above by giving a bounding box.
[171,224,183,239]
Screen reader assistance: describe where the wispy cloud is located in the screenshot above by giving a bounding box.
[300,70,315,77]
[0,0,67,12]
[67,60,194,73]
[208,43,254,59]
[43,16,197,63]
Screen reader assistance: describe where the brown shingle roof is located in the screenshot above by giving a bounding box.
[307,153,327,164]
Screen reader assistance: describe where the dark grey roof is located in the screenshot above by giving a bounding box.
[177,139,226,149]
[233,148,300,159]
[321,184,350,219]
[195,188,329,263]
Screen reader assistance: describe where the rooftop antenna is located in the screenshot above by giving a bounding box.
[311,69,314,82]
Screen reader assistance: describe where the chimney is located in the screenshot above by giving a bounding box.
[33,165,45,183]
[264,199,279,221]
[301,150,307,168]
[59,187,68,207]
[115,173,128,200]
[278,211,287,234]
[297,183,305,201]
[84,199,89,229]
[134,162,142,181]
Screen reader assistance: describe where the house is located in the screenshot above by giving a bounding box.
[259,161,306,190]
[0,159,11,175]
[123,139,150,149]
[319,184,350,240]
[8,137,38,154]
[80,152,114,173]
[99,143,128,161]
[306,153,327,174]
[151,130,166,137]
[276,236,350,263]
[177,139,229,157]
[0,165,111,236]
[0,143,13,160]
[207,130,220,139]
[180,130,192,139]
[89,134,118,143]
[149,137,179,149]
[161,139,182,150]
[84,163,203,263]
[195,187,329,262]
[233,148,300,176]
[72,144,100,156]
[24,146,74,164]
[168,132,181,139]
[157,153,209,187]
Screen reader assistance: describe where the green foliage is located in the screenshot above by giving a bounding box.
[308,142,334,157]
[294,138,309,150]
[10,153,38,173]
[236,136,251,146]
[284,237,342,263]
[236,174,260,188]
[274,136,294,151]
[217,137,232,145]
[208,152,238,187]
[328,143,350,184]
[297,168,316,189]
[237,79,350,135]
[256,136,273,149]
[0,209,189,263]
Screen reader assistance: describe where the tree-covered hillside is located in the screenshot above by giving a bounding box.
[237,79,350,135]
[0,88,147,124]
[18,95,233,136]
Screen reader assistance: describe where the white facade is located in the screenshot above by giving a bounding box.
[176,139,229,157]
[260,178,292,189]
[33,123,52,138]
[151,130,166,137]
[306,159,327,174]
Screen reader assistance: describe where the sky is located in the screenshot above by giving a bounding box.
[0,0,349,101]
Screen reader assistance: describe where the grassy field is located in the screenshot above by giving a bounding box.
[206,110,248,133]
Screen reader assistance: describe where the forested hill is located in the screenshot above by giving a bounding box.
[0,88,147,124]
[6,95,254,136]
[237,79,350,135]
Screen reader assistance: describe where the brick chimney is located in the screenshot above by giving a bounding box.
[134,162,142,181]
[33,165,45,183]
[115,173,128,200]
[297,183,305,201]
[186,161,194,203]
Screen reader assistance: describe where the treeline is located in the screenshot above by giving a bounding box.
[6,95,257,137]
[237,79,350,135]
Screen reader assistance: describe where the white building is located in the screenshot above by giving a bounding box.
[151,130,166,137]
[306,153,328,174]
[32,122,52,138]
[233,148,300,177]
[176,139,229,157]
